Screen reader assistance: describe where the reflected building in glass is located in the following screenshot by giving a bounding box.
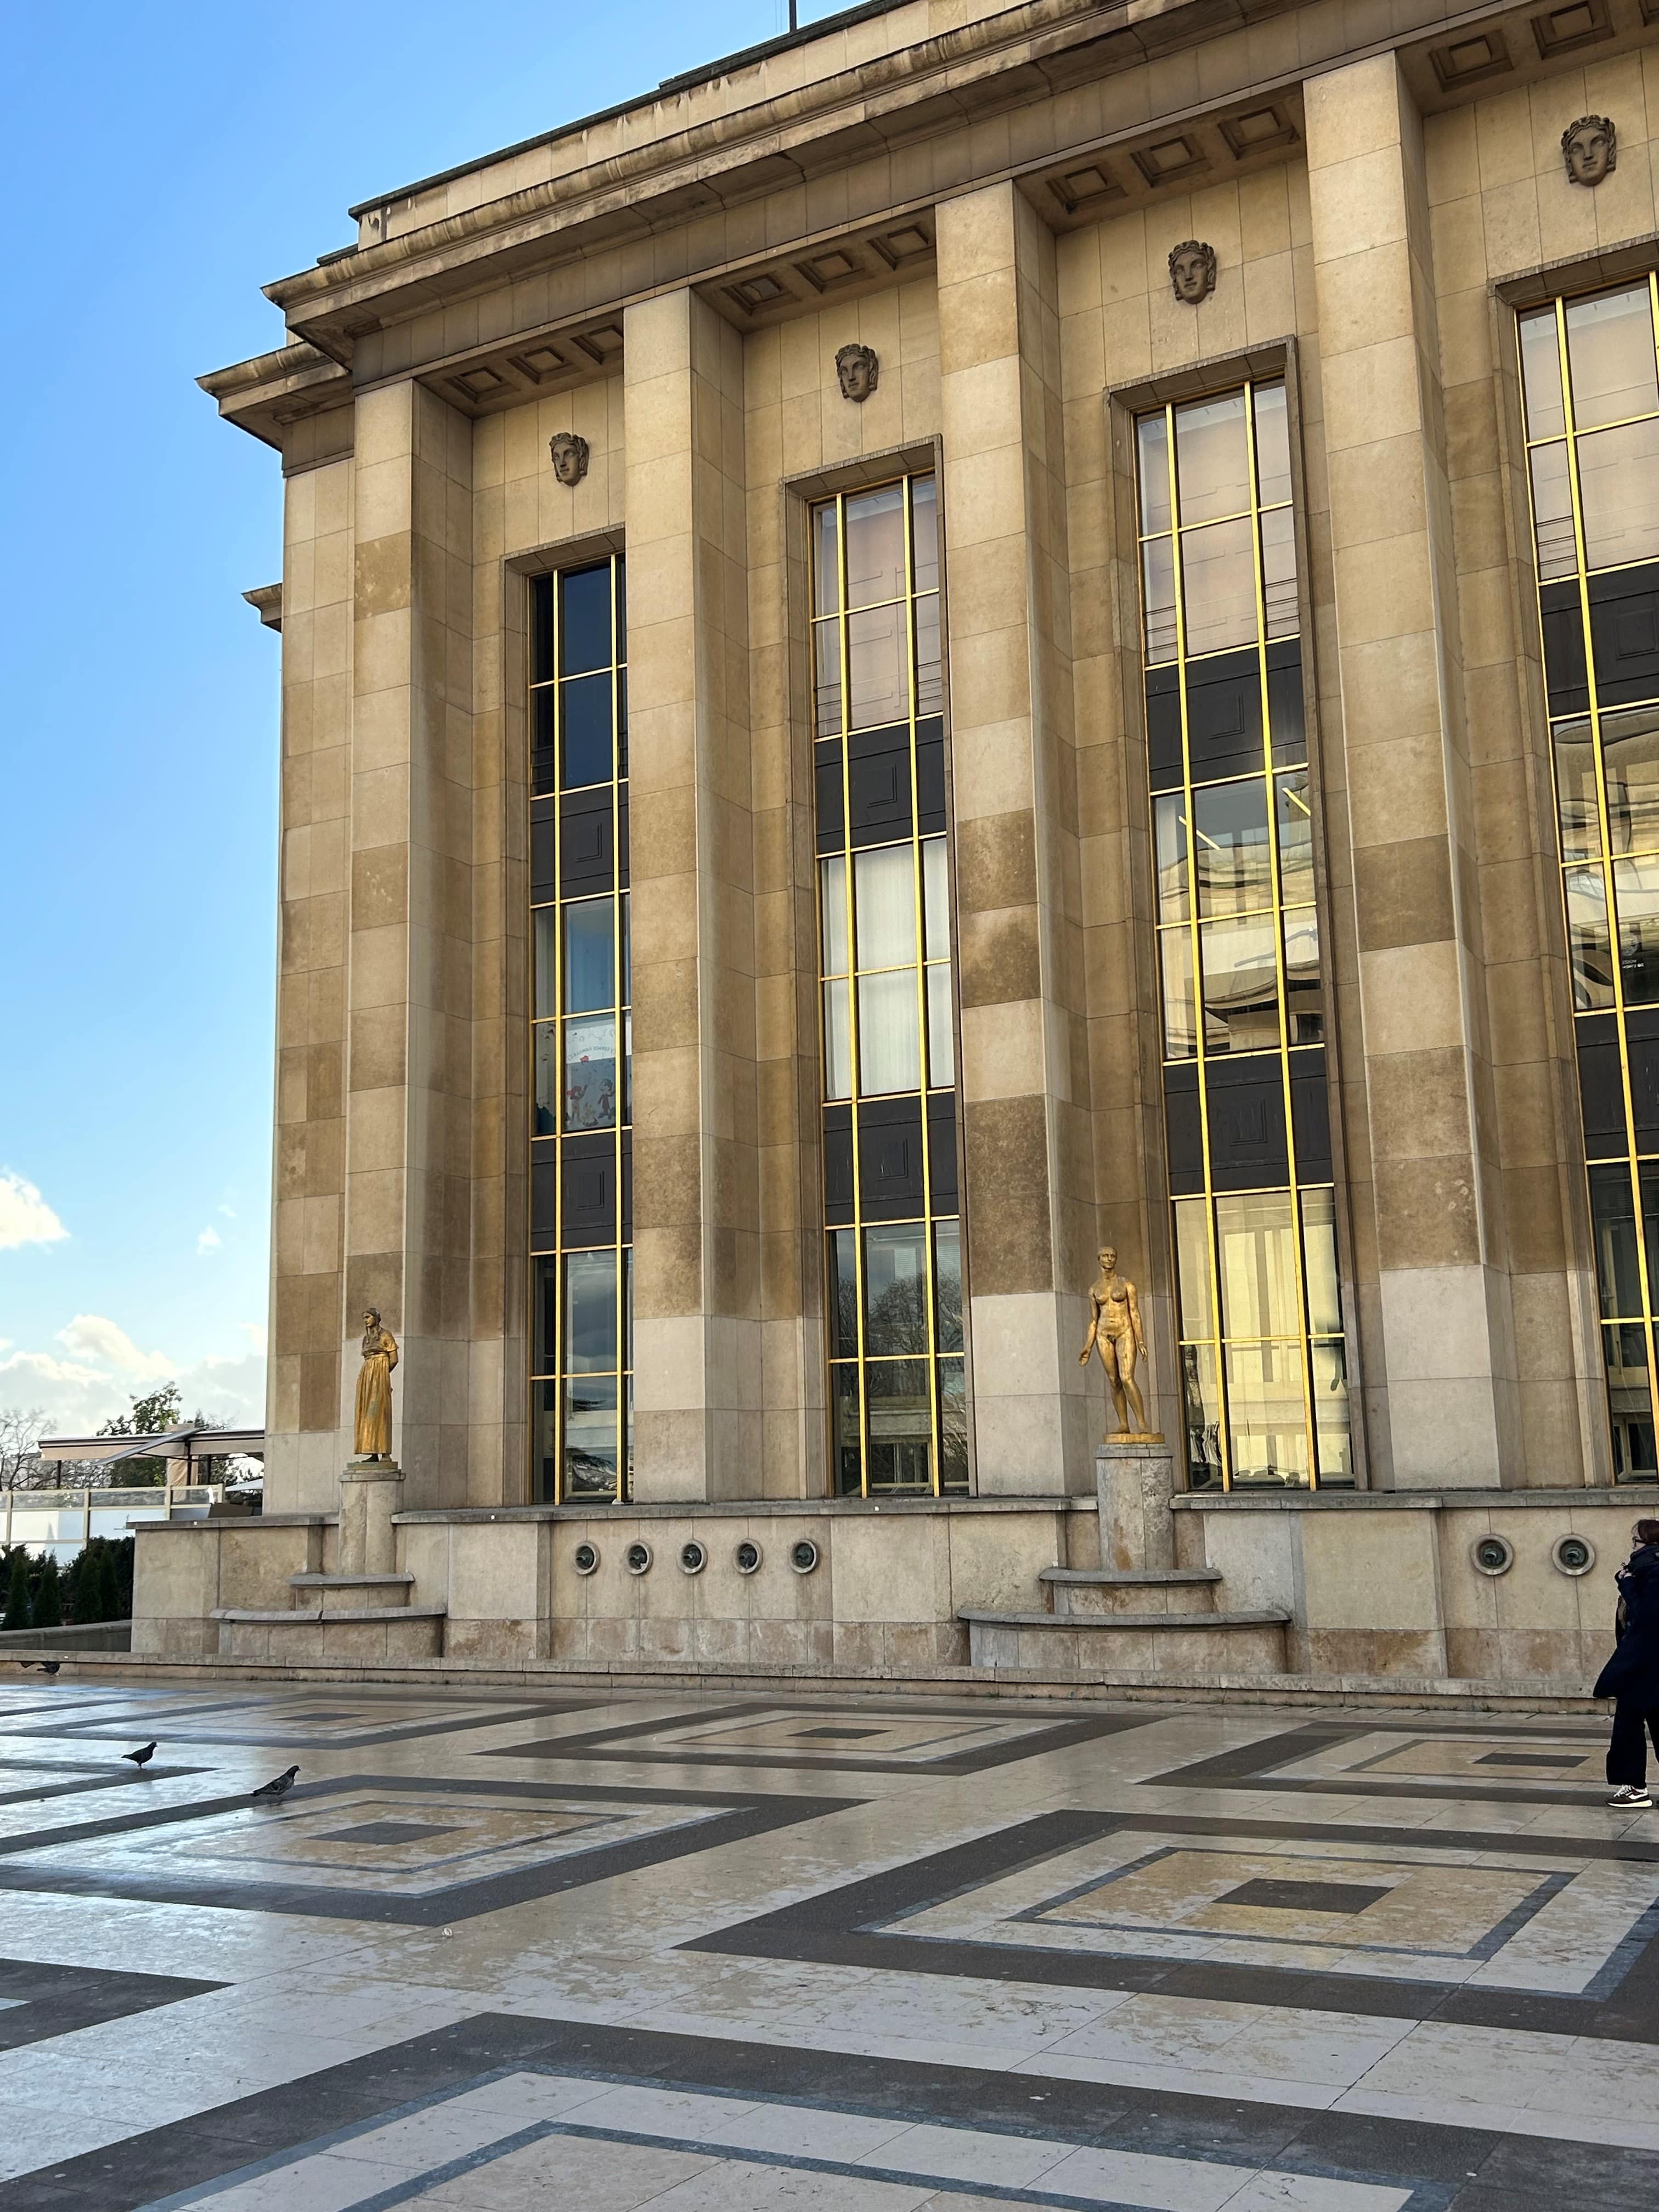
[1136,383,1348,1491]
[811,475,966,1496]
[528,557,632,1502]
[1520,278,1659,1481]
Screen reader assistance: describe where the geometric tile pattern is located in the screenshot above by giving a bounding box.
[0,1954,222,2055]
[4,1678,1659,2212]
[7,1689,603,1750]
[0,1771,854,1925]
[1146,1719,1630,1807]
[691,1804,1659,2028]
[485,1698,1158,1774]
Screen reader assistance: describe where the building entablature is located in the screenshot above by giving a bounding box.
[201,0,1654,449]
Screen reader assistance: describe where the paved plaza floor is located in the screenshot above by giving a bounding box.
[1,1678,1656,2210]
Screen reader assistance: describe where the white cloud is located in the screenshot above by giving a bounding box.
[196,1226,222,1255]
[218,1204,238,1220]
[57,1314,175,1379]
[174,1348,266,1428]
[0,1318,266,1437]
[0,1349,108,1391]
[0,1349,127,1434]
[0,1170,67,1250]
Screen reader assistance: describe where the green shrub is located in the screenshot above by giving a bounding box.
[30,1555,63,1629]
[1,1548,29,1632]
[60,1536,136,1623]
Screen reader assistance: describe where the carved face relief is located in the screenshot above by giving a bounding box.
[1561,115,1616,187]
[549,430,590,487]
[835,341,879,402]
[1167,240,1217,307]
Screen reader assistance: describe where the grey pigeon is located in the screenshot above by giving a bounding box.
[250,1764,300,1801]
[123,1742,157,1770]
[20,1661,60,1675]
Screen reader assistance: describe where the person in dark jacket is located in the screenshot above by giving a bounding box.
[1594,1519,1659,1808]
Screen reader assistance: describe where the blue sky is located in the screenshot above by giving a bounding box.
[0,0,816,1435]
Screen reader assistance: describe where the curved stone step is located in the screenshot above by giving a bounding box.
[291,1571,416,1613]
[1039,1566,1221,1617]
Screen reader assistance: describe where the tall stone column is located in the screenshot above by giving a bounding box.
[267,450,353,1514]
[341,381,476,1509]
[624,289,761,1499]
[935,183,1094,1495]
[1306,56,1515,1486]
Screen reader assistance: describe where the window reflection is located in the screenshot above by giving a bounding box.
[1180,518,1257,657]
[1520,276,1659,1479]
[528,554,631,1502]
[1139,377,1344,1489]
[1175,391,1251,523]
[813,475,963,1495]
[1566,286,1659,430]
[845,483,908,607]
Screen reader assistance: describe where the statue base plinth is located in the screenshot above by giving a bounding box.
[1096,1437,1176,1573]
[338,1459,404,1577]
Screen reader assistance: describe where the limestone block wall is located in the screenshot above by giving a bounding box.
[1422,49,1659,1486]
[939,183,1095,1497]
[1058,150,1329,1455]
[470,374,626,1505]
[398,1499,1092,1672]
[131,1520,330,1658]
[269,456,354,1513]
[743,279,941,1500]
[1178,1490,1657,1680]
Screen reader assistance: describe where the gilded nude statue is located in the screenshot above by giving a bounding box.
[353,1308,398,1461]
[1079,1246,1160,1441]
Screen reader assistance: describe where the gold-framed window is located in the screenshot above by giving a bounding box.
[810,473,968,1496]
[527,555,632,1503]
[1134,380,1350,1491]
[1517,275,1659,1480]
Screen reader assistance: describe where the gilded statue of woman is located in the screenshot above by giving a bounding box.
[353,1307,398,1461]
[1079,1245,1158,1440]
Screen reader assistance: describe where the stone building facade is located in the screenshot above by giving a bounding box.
[137,0,1659,1690]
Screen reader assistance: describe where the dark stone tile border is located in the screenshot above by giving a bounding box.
[13,1693,606,1751]
[682,1805,1659,2044]
[0,1763,212,1810]
[6,2011,1658,2212]
[0,1773,857,1926]
[1146,1719,1623,1807]
[0,1956,221,2056]
[484,1699,1161,1775]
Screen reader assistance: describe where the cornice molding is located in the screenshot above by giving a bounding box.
[261,0,1304,354]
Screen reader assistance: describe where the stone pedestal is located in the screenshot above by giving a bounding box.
[1096,1440,1175,1572]
[339,1460,404,1577]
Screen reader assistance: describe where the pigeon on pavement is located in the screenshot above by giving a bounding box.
[123,1742,157,1770]
[250,1764,300,1801]
[20,1661,61,1675]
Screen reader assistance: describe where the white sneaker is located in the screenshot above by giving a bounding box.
[1607,1785,1653,1808]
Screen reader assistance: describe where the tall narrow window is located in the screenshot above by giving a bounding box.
[1135,382,1349,1491]
[812,476,966,1495]
[528,556,631,1502]
[1519,278,1659,1480]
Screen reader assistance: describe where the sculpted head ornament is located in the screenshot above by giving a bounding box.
[548,430,590,487]
[835,342,879,402]
[1561,115,1616,187]
[1167,240,1217,306]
